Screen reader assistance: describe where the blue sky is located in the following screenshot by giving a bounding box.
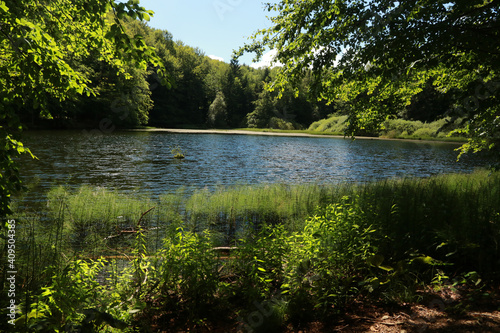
[138,0,277,67]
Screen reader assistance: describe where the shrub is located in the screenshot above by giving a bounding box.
[157,229,221,321]
[412,127,436,138]
[311,114,467,140]
[382,118,423,136]
[20,260,130,332]
[268,117,303,130]
[283,197,377,317]
[309,115,348,133]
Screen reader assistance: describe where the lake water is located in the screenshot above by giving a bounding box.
[19,130,492,198]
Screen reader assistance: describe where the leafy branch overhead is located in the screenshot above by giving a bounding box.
[0,0,171,219]
[0,0,170,110]
[239,0,500,156]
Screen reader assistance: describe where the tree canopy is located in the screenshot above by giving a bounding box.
[239,0,500,156]
[0,0,169,220]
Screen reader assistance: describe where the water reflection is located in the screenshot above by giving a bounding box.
[20,131,492,198]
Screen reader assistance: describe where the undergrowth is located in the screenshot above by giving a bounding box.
[2,170,500,331]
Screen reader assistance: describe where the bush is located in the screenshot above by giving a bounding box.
[8,171,500,331]
[157,229,221,320]
[412,127,436,138]
[383,119,423,135]
[19,260,130,332]
[310,114,467,140]
[268,117,297,130]
[283,197,378,317]
[308,115,348,133]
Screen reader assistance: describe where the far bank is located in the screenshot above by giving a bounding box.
[127,127,466,145]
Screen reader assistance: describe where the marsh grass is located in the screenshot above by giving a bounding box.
[3,170,500,331]
[30,183,352,255]
[183,183,351,237]
[11,170,500,271]
[45,186,157,256]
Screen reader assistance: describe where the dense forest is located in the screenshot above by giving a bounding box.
[15,17,462,133]
[12,17,321,130]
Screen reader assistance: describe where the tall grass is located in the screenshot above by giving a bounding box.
[364,170,500,275]
[26,183,353,255]
[12,170,500,267]
[183,183,350,236]
[380,117,465,139]
[3,170,500,331]
[46,186,157,256]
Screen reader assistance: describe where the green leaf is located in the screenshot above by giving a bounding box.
[436,242,447,250]
[139,12,150,21]
[378,265,394,272]
[367,254,384,267]
[0,2,9,13]
[412,256,443,266]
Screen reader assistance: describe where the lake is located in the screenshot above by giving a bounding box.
[19,130,492,199]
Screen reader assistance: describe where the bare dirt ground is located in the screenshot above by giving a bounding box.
[146,285,500,332]
[282,286,500,333]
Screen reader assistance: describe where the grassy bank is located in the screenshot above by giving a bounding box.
[2,170,500,331]
[135,122,468,144]
[307,115,468,142]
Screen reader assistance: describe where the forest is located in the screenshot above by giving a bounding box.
[1,0,500,332]
[11,17,324,131]
[13,16,469,138]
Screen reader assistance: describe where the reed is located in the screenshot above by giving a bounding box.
[4,169,500,331]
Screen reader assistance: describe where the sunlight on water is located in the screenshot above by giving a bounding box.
[20,131,492,198]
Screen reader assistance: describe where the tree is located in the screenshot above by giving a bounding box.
[0,0,169,222]
[247,90,276,128]
[239,0,500,156]
[207,91,228,128]
[403,79,452,122]
[220,58,251,127]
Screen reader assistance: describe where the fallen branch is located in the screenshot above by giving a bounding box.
[103,226,160,241]
[137,206,155,228]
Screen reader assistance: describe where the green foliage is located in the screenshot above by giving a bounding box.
[247,90,277,128]
[170,146,185,159]
[20,260,129,332]
[0,0,169,229]
[309,114,467,140]
[381,117,465,139]
[156,228,220,321]
[183,183,349,235]
[207,91,228,128]
[240,0,500,157]
[0,131,36,219]
[6,171,500,330]
[231,225,289,303]
[282,197,377,316]
[45,186,156,255]
[309,115,348,134]
[269,117,299,130]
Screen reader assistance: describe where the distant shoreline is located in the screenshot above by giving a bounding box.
[127,128,465,145]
